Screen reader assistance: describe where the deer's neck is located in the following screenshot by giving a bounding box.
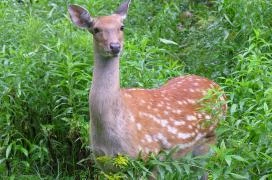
[91,50,123,117]
[92,53,120,96]
[90,49,133,155]
[91,47,125,119]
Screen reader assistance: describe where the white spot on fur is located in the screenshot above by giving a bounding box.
[139,112,171,128]
[178,132,192,139]
[177,133,204,149]
[154,133,171,148]
[153,108,159,112]
[187,99,196,104]
[153,137,159,142]
[176,110,182,114]
[136,123,142,130]
[186,115,197,121]
[157,103,163,107]
[145,134,153,143]
[174,120,185,126]
[191,132,196,136]
[183,100,188,105]
[196,113,202,118]
[167,126,178,134]
[189,89,195,92]
[140,99,146,104]
[139,112,160,124]
[202,90,207,96]
[193,82,199,86]
[129,113,135,122]
[169,117,174,121]
[124,93,132,98]
[205,114,211,120]
[161,120,168,127]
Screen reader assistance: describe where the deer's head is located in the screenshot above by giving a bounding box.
[68,0,131,58]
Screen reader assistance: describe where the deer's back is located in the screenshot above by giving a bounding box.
[121,75,227,155]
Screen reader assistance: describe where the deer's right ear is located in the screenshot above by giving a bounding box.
[68,5,93,28]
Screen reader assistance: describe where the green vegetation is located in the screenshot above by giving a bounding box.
[0,0,271,179]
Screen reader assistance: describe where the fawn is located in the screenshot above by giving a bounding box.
[68,0,227,163]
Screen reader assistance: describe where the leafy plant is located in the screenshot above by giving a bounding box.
[0,0,271,179]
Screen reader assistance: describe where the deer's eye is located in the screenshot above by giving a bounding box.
[120,25,124,31]
[93,28,100,34]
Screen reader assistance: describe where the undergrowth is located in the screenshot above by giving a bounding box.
[0,0,271,179]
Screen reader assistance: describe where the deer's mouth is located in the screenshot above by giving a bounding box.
[111,50,121,57]
[111,49,120,56]
[102,49,121,57]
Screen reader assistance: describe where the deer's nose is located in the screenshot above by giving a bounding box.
[110,43,121,54]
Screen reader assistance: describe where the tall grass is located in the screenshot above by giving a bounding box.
[0,0,271,179]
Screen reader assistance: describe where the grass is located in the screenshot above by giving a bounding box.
[0,0,272,179]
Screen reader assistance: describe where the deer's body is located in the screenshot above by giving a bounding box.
[68,0,227,160]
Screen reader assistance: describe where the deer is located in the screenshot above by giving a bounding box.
[68,0,227,174]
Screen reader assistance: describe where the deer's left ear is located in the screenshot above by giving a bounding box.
[115,0,131,20]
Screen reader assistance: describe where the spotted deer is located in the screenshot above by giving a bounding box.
[68,0,227,162]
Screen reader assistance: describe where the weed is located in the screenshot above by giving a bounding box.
[0,0,271,179]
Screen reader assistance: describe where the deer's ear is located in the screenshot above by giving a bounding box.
[115,0,131,20]
[68,5,93,28]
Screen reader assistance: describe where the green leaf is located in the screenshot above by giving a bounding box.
[263,102,268,113]
[231,155,248,163]
[220,140,226,149]
[172,162,182,175]
[230,173,247,179]
[6,143,12,158]
[21,161,30,168]
[223,13,234,26]
[0,158,6,164]
[159,38,178,45]
[260,174,272,180]
[17,146,29,157]
[230,104,237,115]
[157,166,165,179]
[183,164,190,175]
[225,155,232,166]
[260,152,272,161]
[164,164,173,173]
